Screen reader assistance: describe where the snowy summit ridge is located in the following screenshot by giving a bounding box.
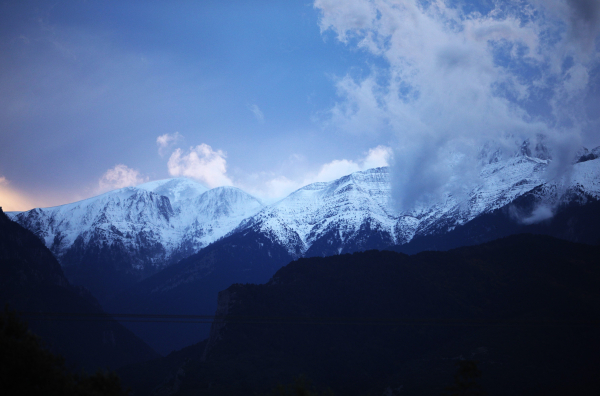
[9,142,600,298]
[11,178,263,282]
[233,143,600,257]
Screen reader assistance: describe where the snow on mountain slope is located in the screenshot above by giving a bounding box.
[236,167,398,256]
[412,155,550,236]
[137,178,208,209]
[11,178,263,276]
[235,149,600,257]
[14,187,175,260]
[175,186,265,254]
[9,143,600,299]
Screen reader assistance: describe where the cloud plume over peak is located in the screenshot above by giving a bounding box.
[240,145,392,201]
[314,0,600,211]
[167,144,234,188]
[98,164,147,193]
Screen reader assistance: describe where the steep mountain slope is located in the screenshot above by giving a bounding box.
[235,148,600,257]
[237,167,398,257]
[119,235,600,396]
[10,179,263,301]
[0,208,158,371]
[395,188,600,254]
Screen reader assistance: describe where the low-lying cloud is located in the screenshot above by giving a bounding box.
[314,0,600,212]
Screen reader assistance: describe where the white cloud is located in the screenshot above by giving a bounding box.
[311,146,391,183]
[311,159,361,183]
[248,104,264,122]
[362,145,392,169]
[240,145,392,202]
[314,0,600,211]
[522,204,555,224]
[156,132,183,156]
[98,164,147,192]
[167,144,233,188]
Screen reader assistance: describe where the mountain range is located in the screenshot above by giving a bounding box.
[8,141,600,353]
[9,179,262,301]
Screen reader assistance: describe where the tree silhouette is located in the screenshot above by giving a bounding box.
[0,306,127,396]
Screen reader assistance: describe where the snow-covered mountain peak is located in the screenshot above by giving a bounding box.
[172,186,264,225]
[234,153,600,257]
[575,146,600,164]
[284,167,390,199]
[137,177,208,206]
[477,138,554,166]
[237,167,397,256]
[197,186,262,212]
[11,179,264,281]
[10,145,600,299]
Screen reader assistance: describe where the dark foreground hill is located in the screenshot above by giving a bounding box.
[0,208,158,371]
[119,234,600,396]
[108,194,600,355]
[105,227,293,354]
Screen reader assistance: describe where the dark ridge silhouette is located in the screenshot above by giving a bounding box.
[0,307,128,396]
[107,194,600,355]
[105,227,295,354]
[0,208,158,371]
[120,234,600,395]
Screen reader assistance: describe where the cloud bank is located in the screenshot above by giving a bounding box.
[314,0,600,211]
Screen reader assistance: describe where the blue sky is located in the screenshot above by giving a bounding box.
[1,0,599,210]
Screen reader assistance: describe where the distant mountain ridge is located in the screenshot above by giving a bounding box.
[107,144,600,353]
[10,179,263,301]
[9,143,600,308]
[233,145,600,258]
